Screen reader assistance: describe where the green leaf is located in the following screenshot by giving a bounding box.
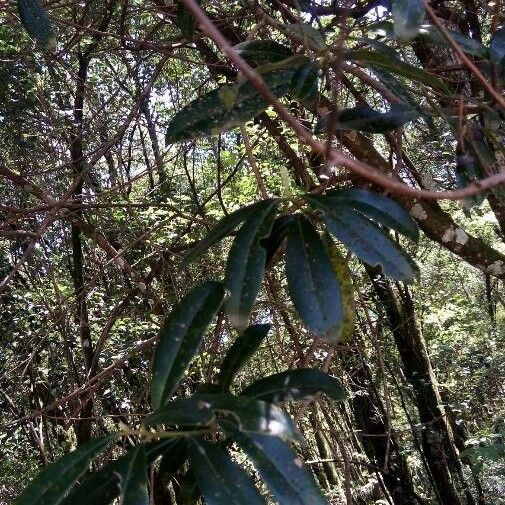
[392,0,425,41]
[145,393,303,442]
[158,440,188,485]
[217,324,271,391]
[322,189,419,240]
[285,216,343,344]
[17,0,56,50]
[176,0,200,40]
[188,439,266,505]
[230,430,327,505]
[15,436,114,505]
[317,104,419,134]
[286,22,326,51]
[61,440,177,505]
[116,446,148,505]
[263,215,295,266]
[307,199,417,282]
[345,48,448,93]
[182,200,272,266]
[151,281,225,409]
[291,62,319,106]
[490,25,505,66]
[166,70,298,144]
[234,40,294,67]
[241,369,346,403]
[418,25,487,58]
[224,200,279,331]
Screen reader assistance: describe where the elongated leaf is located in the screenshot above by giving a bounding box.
[116,446,148,505]
[490,25,505,66]
[188,439,266,505]
[263,215,295,266]
[17,0,56,50]
[182,200,271,266]
[166,69,299,143]
[158,440,188,485]
[307,200,417,282]
[224,200,279,331]
[151,281,225,409]
[320,189,419,240]
[145,393,302,442]
[345,49,448,93]
[218,324,271,390]
[234,40,293,67]
[176,0,200,40]
[392,0,425,41]
[285,216,343,344]
[419,25,487,58]
[61,440,177,505]
[291,62,319,106]
[241,369,346,403]
[317,104,418,134]
[286,22,326,51]
[230,430,327,505]
[15,436,114,505]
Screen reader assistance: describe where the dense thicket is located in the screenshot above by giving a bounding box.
[1,0,504,504]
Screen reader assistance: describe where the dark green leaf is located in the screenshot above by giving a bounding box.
[151,281,225,409]
[234,40,293,67]
[15,436,114,505]
[230,430,327,505]
[285,216,343,344]
[176,0,200,40]
[263,215,295,266]
[321,189,419,240]
[145,393,303,442]
[17,0,56,50]
[307,200,417,282]
[224,200,279,331]
[291,62,319,106]
[286,22,326,51]
[158,440,188,485]
[182,200,272,266]
[392,0,425,41]
[116,446,148,505]
[188,439,266,505]
[241,369,346,403]
[217,324,271,391]
[317,104,419,134]
[490,25,505,66]
[61,440,178,505]
[419,25,487,58]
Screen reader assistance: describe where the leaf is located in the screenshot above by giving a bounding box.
[263,215,295,266]
[286,22,326,51]
[285,216,343,344]
[166,70,299,144]
[17,0,56,50]
[15,436,114,505]
[316,104,419,134]
[241,369,346,403]
[234,40,294,67]
[116,446,148,505]
[230,430,328,505]
[182,200,272,266]
[217,324,271,391]
[306,199,417,282]
[145,393,303,442]
[290,62,319,106]
[157,440,188,485]
[392,0,425,41]
[224,200,279,331]
[61,440,177,505]
[188,439,266,505]
[151,281,225,409]
[345,48,448,93]
[490,25,505,66]
[322,189,419,241]
[177,0,200,40]
[418,25,487,58]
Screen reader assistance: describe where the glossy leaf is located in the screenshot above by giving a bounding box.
[241,369,346,403]
[61,440,177,505]
[230,430,327,505]
[224,200,279,331]
[188,439,266,505]
[145,393,302,442]
[15,436,114,505]
[307,200,417,282]
[317,104,419,134]
[17,0,56,50]
[322,189,419,241]
[392,0,425,41]
[285,216,343,344]
[151,281,225,409]
[234,40,293,67]
[217,324,271,390]
[182,200,271,266]
[116,446,148,505]
[490,25,505,66]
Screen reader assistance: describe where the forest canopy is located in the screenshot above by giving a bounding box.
[1,0,505,504]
